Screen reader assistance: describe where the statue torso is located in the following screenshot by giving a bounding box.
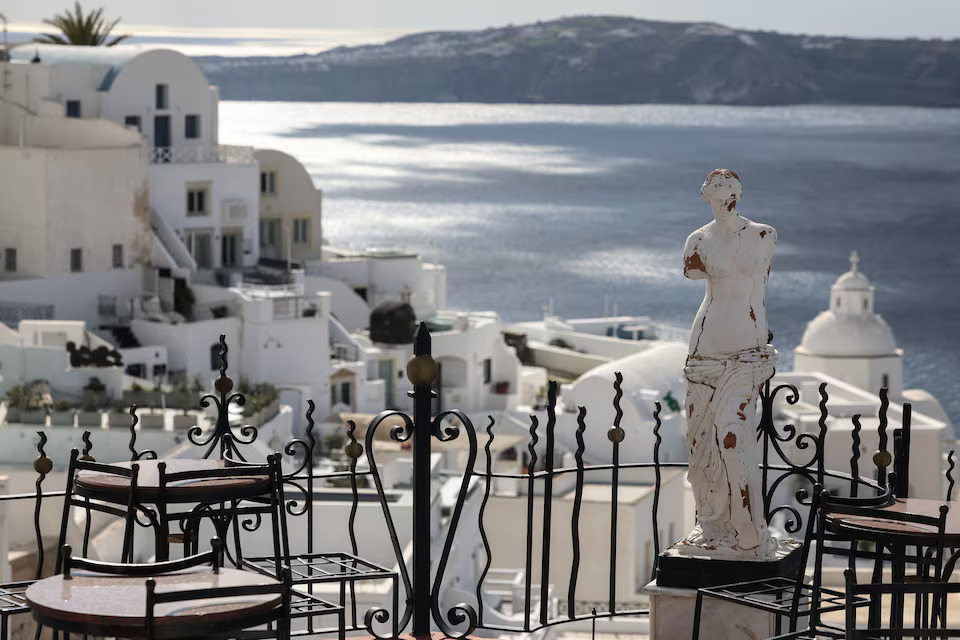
[685,218,775,357]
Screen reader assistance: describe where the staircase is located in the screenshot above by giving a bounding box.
[149,208,197,271]
[111,326,141,349]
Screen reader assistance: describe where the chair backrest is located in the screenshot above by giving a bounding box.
[56,449,145,571]
[780,483,825,622]
[61,537,223,579]
[155,454,288,575]
[821,492,949,558]
[810,491,949,629]
[844,568,960,639]
[144,565,291,640]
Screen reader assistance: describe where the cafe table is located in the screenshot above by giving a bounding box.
[25,566,284,639]
[827,497,960,628]
[74,458,274,561]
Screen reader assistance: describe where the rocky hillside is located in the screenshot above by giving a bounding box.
[197,16,960,106]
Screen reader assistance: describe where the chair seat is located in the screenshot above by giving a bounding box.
[288,588,342,620]
[243,552,395,585]
[0,581,31,615]
[700,576,868,616]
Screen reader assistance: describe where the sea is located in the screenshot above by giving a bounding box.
[218,101,960,430]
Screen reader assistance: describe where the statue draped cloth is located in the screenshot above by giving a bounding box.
[683,344,778,558]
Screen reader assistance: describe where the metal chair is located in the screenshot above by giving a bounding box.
[843,568,960,639]
[821,490,951,635]
[55,448,149,570]
[53,539,335,640]
[154,454,286,569]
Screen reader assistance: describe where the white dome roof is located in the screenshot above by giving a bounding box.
[565,341,688,463]
[798,310,898,357]
[833,269,871,291]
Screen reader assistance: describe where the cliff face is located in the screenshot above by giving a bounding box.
[197,16,960,106]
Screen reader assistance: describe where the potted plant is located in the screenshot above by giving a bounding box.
[19,384,47,425]
[3,384,31,423]
[107,400,132,428]
[173,412,196,430]
[50,400,75,426]
[140,410,164,429]
[123,382,146,408]
[166,376,192,411]
[77,391,104,427]
[241,382,279,427]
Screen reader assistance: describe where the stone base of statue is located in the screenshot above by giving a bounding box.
[645,579,803,640]
[656,537,803,589]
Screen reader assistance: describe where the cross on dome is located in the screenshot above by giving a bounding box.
[849,250,860,273]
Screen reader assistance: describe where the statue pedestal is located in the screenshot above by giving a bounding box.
[656,541,804,588]
[645,580,795,640]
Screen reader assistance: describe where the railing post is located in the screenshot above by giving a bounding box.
[407,322,438,637]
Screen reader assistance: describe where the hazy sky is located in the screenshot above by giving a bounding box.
[4,0,959,41]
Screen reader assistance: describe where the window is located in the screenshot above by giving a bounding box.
[65,100,81,118]
[483,358,492,384]
[882,374,890,389]
[70,248,83,273]
[124,115,141,131]
[186,187,208,216]
[293,218,309,244]
[155,84,168,109]
[4,248,15,272]
[221,232,241,269]
[260,170,276,195]
[185,114,200,139]
[340,381,351,406]
[112,244,124,269]
[260,219,280,250]
[186,231,212,269]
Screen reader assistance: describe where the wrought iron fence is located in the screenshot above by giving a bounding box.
[0,328,926,639]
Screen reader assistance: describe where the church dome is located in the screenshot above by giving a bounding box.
[832,270,871,291]
[798,311,898,357]
[797,252,899,358]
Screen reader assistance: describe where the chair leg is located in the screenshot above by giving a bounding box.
[392,574,399,640]
[691,591,704,640]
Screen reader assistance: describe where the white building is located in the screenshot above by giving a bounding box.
[312,248,447,326]
[0,90,151,279]
[255,149,324,265]
[6,45,264,274]
[794,252,905,401]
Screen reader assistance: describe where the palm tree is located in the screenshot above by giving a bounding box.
[35,2,130,46]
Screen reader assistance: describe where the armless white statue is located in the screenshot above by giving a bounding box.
[678,169,787,561]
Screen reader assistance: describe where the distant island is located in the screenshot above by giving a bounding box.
[196,16,960,106]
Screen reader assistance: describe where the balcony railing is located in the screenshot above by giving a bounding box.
[0,329,926,640]
[0,301,54,327]
[150,144,255,165]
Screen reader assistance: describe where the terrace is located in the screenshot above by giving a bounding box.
[0,327,953,640]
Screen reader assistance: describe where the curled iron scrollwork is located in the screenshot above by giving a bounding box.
[759,381,823,535]
[428,409,479,638]
[363,606,394,640]
[435,602,479,639]
[364,410,417,632]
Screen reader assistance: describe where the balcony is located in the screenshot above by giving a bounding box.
[0,329,951,640]
[149,144,255,165]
